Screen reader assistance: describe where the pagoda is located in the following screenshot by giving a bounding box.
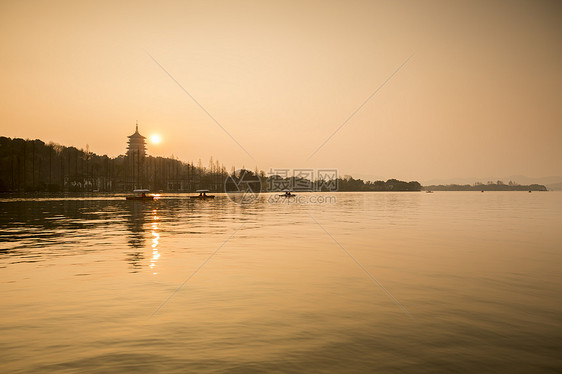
[126,122,147,189]
[127,122,146,157]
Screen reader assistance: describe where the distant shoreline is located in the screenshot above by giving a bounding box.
[0,136,549,194]
[422,183,547,191]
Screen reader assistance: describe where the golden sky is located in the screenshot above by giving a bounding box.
[1,0,561,182]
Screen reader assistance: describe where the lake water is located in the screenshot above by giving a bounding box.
[1,192,561,373]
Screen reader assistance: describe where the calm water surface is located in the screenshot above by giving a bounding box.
[1,192,561,373]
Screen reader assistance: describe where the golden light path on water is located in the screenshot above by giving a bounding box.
[150,209,160,275]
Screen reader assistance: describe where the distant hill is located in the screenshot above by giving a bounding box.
[423,182,547,191]
[546,182,562,191]
[422,175,562,187]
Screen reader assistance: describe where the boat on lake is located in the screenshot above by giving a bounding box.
[126,189,155,200]
[279,190,296,197]
[191,190,215,199]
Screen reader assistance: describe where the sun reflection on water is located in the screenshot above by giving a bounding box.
[149,209,160,275]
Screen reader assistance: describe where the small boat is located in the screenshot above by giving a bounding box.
[426,190,433,193]
[126,189,155,200]
[279,190,296,197]
[191,189,215,199]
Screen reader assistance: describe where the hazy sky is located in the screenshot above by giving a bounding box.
[1,0,561,182]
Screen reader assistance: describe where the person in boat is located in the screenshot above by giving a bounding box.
[141,193,146,198]
[192,190,214,199]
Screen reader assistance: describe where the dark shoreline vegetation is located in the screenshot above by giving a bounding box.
[0,137,421,193]
[424,182,547,191]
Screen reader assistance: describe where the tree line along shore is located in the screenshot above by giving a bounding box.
[0,137,422,193]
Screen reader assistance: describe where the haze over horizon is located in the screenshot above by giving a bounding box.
[1,0,561,182]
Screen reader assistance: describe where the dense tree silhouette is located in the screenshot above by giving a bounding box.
[0,137,229,192]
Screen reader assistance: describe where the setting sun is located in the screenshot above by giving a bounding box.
[150,134,161,144]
